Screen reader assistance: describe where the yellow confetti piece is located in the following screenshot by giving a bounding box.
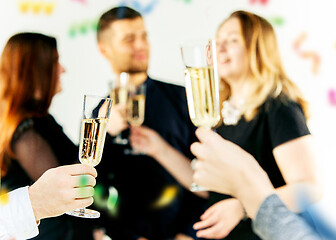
[32,1,43,13]
[152,185,179,209]
[0,188,9,206]
[18,0,31,13]
[44,2,56,15]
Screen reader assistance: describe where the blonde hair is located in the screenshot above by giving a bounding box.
[218,11,309,121]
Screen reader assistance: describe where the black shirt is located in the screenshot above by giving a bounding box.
[2,114,79,240]
[211,95,311,240]
[93,76,206,239]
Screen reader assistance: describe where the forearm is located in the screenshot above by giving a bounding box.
[235,168,275,219]
[274,182,323,212]
[154,143,208,198]
[235,177,322,219]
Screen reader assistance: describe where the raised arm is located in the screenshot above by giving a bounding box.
[129,125,208,198]
[272,135,323,212]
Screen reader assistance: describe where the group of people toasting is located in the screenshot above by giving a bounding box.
[0,4,324,240]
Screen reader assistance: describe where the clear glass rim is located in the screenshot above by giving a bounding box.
[83,94,112,101]
[180,39,215,48]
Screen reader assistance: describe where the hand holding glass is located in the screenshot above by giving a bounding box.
[110,72,129,145]
[66,95,112,218]
[181,39,220,191]
[124,83,146,155]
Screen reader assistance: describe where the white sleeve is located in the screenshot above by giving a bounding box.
[0,186,39,240]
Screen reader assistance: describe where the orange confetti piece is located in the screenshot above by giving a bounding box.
[293,32,320,75]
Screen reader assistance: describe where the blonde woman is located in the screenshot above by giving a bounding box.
[130,10,322,240]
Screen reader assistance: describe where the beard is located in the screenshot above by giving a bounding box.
[125,62,148,74]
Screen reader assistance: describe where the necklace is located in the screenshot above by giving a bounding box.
[221,100,243,125]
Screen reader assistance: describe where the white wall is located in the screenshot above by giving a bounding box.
[1,0,336,224]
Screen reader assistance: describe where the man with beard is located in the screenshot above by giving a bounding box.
[93,6,206,240]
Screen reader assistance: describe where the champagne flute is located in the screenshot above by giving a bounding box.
[124,83,146,155]
[181,39,220,191]
[66,95,112,218]
[109,72,129,145]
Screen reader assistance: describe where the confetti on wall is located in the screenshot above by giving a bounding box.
[328,89,336,106]
[249,0,269,6]
[175,0,193,4]
[293,32,321,75]
[68,19,98,38]
[267,16,285,27]
[119,0,160,15]
[18,0,56,15]
[70,0,86,4]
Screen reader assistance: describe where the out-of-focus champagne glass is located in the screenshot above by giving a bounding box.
[66,95,112,218]
[124,83,146,155]
[180,39,220,191]
[109,72,129,145]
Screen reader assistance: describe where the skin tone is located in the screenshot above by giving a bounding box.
[216,18,250,106]
[28,164,97,221]
[98,17,150,136]
[54,61,65,95]
[130,126,208,199]
[132,17,322,239]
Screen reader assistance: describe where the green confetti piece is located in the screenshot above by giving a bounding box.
[268,17,285,26]
[107,186,118,208]
[107,186,119,216]
[91,20,98,32]
[79,23,88,34]
[68,25,77,38]
[93,184,106,209]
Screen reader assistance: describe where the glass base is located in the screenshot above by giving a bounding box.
[113,137,128,145]
[190,182,208,192]
[66,208,100,218]
[124,148,145,155]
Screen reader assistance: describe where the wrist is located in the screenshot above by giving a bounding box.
[28,186,42,222]
[235,171,275,219]
[151,140,171,160]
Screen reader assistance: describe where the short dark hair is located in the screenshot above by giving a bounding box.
[97,6,142,41]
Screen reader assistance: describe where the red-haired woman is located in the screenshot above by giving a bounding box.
[0,33,84,240]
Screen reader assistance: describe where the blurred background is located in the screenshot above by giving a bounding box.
[1,0,335,225]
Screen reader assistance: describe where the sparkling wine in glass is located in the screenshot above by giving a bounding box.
[124,83,146,155]
[110,72,129,145]
[66,95,112,218]
[181,39,221,191]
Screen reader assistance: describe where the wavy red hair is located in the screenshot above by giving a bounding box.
[0,32,58,176]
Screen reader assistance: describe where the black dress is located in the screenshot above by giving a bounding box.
[92,76,207,240]
[210,95,311,240]
[1,114,92,240]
